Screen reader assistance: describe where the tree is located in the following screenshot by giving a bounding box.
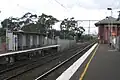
[1,17,20,31]
[74,26,85,41]
[60,17,85,40]
[1,12,38,31]
[15,12,38,32]
[38,13,59,37]
[60,17,81,39]
[20,12,37,26]
[1,12,60,39]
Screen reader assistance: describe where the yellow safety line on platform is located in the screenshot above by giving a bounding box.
[79,44,99,80]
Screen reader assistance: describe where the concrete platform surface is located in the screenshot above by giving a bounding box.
[70,44,120,80]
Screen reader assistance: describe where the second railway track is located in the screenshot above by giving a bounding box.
[0,42,95,80]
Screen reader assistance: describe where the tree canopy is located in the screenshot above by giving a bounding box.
[60,17,85,40]
[1,12,85,40]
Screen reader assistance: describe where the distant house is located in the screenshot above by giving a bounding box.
[95,16,120,44]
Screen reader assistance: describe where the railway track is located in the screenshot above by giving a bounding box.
[0,42,85,74]
[0,42,94,80]
[35,42,95,80]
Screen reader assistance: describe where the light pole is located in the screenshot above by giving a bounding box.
[117,11,120,20]
[107,8,112,46]
[107,8,112,17]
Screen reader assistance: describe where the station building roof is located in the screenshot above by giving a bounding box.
[13,31,46,36]
[95,16,120,26]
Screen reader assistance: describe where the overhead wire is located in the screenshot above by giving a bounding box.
[53,0,68,10]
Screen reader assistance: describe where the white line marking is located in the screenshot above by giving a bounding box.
[0,45,60,57]
[56,43,98,80]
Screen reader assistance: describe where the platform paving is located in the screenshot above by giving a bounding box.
[70,44,120,80]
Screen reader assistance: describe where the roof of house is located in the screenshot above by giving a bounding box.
[95,16,120,26]
[13,31,46,36]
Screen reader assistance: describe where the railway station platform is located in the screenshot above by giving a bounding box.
[57,43,120,80]
[70,44,120,80]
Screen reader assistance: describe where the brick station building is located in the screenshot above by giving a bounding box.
[95,16,120,44]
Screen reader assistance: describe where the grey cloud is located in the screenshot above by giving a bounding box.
[93,0,120,9]
[60,0,98,9]
[63,0,120,9]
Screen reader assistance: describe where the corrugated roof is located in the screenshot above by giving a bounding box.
[13,31,46,36]
[95,16,120,26]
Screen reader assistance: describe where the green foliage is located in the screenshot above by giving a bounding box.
[1,12,59,36]
[1,12,37,31]
[21,13,59,38]
[1,17,19,31]
[60,17,85,40]
[38,13,59,31]
[20,12,37,25]
[1,12,85,40]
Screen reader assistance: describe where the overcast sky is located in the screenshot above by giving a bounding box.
[0,0,120,34]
